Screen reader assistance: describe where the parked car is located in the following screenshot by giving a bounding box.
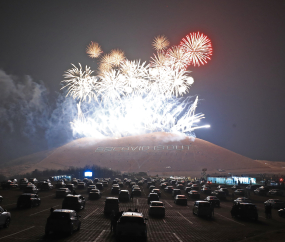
[185,187,191,193]
[102,181,108,187]
[231,185,241,189]
[0,195,2,203]
[89,189,101,199]
[148,201,165,217]
[132,187,142,196]
[147,193,159,204]
[231,203,258,221]
[28,178,38,184]
[62,194,85,211]
[234,197,252,204]
[219,188,229,195]
[77,182,86,189]
[246,185,259,191]
[45,209,81,236]
[211,190,226,200]
[193,201,212,218]
[160,183,167,189]
[234,189,245,196]
[176,184,184,190]
[96,182,104,190]
[0,206,11,228]
[174,195,187,205]
[119,190,130,202]
[104,197,119,215]
[38,182,53,191]
[56,188,72,198]
[24,184,39,194]
[55,180,66,189]
[188,190,200,199]
[201,187,211,195]
[116,211,147,240]
[148,185,155,192]
[268,189,283,196]
[17,193,41,208]
[204,196,220,207]
[172,189,181,197]
[1,180,18,189]
[111,184,121,195]
[278,208,285,218]
[87,185,96,193]
[191,184,199,191]
[254,187,267,196]
[264,199,285,209]
[164,186,174,193]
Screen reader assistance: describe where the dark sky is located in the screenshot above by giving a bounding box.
[0,0,285,162]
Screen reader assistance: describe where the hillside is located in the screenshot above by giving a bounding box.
[1,132,283,177]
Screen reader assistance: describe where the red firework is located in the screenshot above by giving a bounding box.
[180,32,213,67]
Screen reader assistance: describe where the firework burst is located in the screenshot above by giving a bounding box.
[62,31,212,138]
[86,42,103,58]
[152,35,170,51]
[181,32,213,66]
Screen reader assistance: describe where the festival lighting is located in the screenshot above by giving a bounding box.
[62,32,213,138]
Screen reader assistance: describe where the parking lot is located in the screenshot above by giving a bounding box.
[1,180,285,242]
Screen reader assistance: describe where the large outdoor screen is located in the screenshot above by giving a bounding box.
[84,171,93,177]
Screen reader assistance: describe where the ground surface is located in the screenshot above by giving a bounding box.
[1,181,285,241]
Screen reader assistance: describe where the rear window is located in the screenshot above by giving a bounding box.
[120,216,144,224]
[106,199,118,204]
[50,212,70,220]
[65,197,78,203]
[19,195,32,200]
[199,203,210,207]
[151,202,163,206]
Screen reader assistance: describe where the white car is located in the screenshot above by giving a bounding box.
[0,206,11,228]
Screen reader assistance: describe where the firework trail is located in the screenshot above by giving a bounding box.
[62,32,212,138]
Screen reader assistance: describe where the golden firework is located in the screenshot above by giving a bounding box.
[152,35,170,51]
[86,41,103,58]
[109,49,125,67]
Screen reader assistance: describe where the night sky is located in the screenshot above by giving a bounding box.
[0,0,285,163]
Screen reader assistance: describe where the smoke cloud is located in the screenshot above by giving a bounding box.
[0,70,77,162]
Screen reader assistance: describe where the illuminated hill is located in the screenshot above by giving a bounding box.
[2,132,280,177]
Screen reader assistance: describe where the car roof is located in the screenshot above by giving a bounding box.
[106,197,119,200]
[122,212,143,218]
[53,209,76,213]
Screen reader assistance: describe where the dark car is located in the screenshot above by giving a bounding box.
[24,184,39,194]
[148,201,165,217]
[234,189,245,196]
[148,185,155,192]
[17,193,41,208]
[119,190,130,202]
[89,189,101,199]
[38,182,53,191]
[268,189,283,196]
[147,193,159,204]
[188,190,200,199]
[160,183,167,189]
[104,197,119,215]
[193,201,212,218]
[191,184,199,191]
[201,187,211,194]
[87,185,97,193]
[132,187,142,196]
[151,189,161,197]
[28,178,38,184]
[219,188,229,195]
[172,189,181,197]
[0,195,2,203]
[65,184,75,192]
[211,190,226,200]
[231,203,258,221]
[185,187,191,193]
[111,184,121,194]
[164,186,174,193]
[174,195,187,205]
[234,197,252,204]
[204,196,220,207]
[55,180,66,189]
[77,182,86,189]
[254,187,267,196]
[96,182,104,190]
[1,180,18,189]
[278,208,285,218]
[116,212,147,240]
[56,188,72,198]
[0,206,11,228]
[62,195,85,211]
[45,209,81,236]
[264,199,285,209]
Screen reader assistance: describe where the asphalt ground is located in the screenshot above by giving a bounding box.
[0,182,285,242]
